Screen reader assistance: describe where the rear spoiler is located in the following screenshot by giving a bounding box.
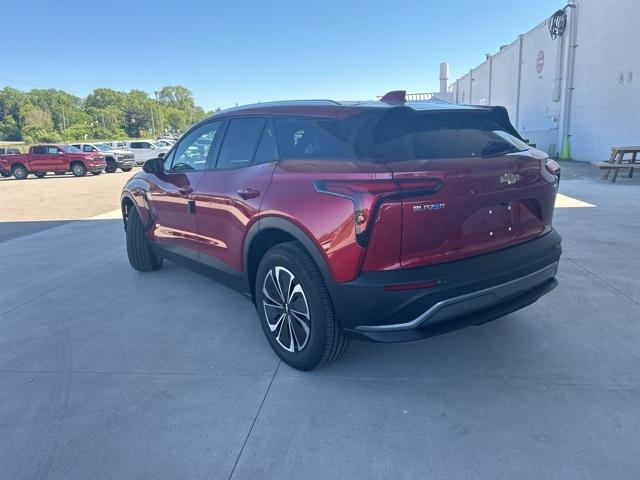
[483,105,524,141]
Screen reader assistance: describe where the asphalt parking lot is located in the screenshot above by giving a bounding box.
[1,165,639,479]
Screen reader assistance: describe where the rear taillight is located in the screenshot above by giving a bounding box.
[545,159,561,184]
[314,178,443,246]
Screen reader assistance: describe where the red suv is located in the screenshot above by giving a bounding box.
[121,92,561,370]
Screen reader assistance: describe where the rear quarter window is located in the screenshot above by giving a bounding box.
[274,117,356,160]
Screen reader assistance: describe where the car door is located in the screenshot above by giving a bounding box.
[139,142,157,162]
[50,146,68,170]
[146,121,224,259]
[194,116,277,272]
[28,146,49,170]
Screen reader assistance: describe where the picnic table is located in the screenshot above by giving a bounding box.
[592,146,640,183]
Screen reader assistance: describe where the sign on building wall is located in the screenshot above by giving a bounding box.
[536,50,545,74]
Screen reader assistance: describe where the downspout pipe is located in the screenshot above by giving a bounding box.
[560,2,578,160]
[515,34,524,129]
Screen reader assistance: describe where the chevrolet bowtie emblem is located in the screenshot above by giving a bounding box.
[500,172,520,185]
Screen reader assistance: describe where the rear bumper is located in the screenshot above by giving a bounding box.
[117,158,134,168]
[328,230,562,342]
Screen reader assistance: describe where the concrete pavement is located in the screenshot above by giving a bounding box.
[1,168,639,479]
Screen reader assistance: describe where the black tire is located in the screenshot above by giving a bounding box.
[105,159,117,173]
[121,167,133,172]
[255,241,348,371]
[126,206,163,272]
[71,162,87,177]
[12,164,28,180]
[34,171,46,178]
[54,171,66,176]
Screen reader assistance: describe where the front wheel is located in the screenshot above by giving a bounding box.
[126,206,163,272]
[255,242,348,371]
[71,162,87,177]
[105,160,117,173]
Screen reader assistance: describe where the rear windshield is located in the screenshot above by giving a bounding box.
[273,110,527,162]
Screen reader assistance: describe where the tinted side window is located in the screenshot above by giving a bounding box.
[169,121,222,172]
[47,147,59,154]
[32,146,47,155]
[253,123,277,164]
[216,117,266,169]
[274,117,356,160]
[129,142,141,149]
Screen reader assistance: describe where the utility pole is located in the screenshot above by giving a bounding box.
[154,91,163,136]
[150,106,156,136]
[62,108,67,143]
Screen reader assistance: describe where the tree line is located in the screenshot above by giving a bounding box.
[0,85,217,143]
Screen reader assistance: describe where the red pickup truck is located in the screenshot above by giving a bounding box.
[0,144,106,179]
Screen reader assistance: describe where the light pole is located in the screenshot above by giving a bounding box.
[154,91,163,137]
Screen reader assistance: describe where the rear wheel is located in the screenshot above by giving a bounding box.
[71,162,87,177]
[34,171,46,178]
[12,164,28,180]
[255,242,348,371]
[105,159,117,173]
[126,206,163,272]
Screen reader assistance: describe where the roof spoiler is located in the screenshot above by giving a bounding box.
[379,90,406,104]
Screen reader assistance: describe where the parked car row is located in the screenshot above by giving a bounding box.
[0,144,106,179]
[0,138,175,179]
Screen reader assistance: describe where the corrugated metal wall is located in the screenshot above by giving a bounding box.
[450,0,640,162]
[570,0,640,162]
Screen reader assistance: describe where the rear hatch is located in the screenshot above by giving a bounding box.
[355,106,558,269]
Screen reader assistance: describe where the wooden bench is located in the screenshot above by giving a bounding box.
[592,146,640,183]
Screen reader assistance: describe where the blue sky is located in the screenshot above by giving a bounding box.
[2,0,563,110]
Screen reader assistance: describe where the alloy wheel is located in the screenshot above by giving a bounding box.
[262,266,311,353]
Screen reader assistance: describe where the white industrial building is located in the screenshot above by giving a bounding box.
[445,0,640,162]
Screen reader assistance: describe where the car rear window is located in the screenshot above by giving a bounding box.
[272,112,525,162]
[367,111,529,161]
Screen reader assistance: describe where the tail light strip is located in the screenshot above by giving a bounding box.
[314,178,443,247]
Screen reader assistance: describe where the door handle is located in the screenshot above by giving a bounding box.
[237,188,260,200]
[178,186,193,195]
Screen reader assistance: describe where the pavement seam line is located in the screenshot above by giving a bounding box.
[228,360,281,480]
[562,254,640,307]
[0,261,114,317]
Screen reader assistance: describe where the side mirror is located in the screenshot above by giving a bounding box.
[143,157,165,174]
[58,151,65,155]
